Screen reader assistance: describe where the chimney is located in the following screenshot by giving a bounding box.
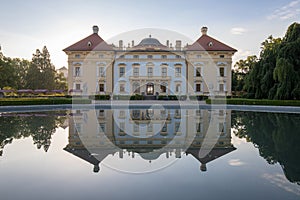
[93,25,99,34]
[175,40,181,50]
[201,27,208,35]
[166,40,169,47]
[132,40,134,47]
[119,40,123,50]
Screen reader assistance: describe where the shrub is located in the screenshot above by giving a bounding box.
[130,94,144,100]
[189,95,208,101]
[89,95,110,100]
[0,98,91,106]
[206,98,300,106]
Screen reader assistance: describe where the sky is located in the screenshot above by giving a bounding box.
[0,0,299,69]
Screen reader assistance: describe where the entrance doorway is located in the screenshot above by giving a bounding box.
[146,83,154,95]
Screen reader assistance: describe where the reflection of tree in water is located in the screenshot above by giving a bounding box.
[0,111,67,155]
[232,111,300,185]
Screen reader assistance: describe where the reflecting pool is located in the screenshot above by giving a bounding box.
[0,108,299,200]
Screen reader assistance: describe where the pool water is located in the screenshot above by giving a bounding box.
[0,108,299,200]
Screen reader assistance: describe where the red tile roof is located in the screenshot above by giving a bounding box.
[63,33,113,52]
[187,34,237,52]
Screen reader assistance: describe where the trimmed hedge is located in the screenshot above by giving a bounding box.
[130,94,144,100]
[0,98,91,106]
[89,95,111,100]
[189,95,209,101]
[206,98,300,106]
[158,95,187,100]
[113,95,131,100]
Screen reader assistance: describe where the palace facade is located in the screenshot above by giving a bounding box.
[63,26,237,97]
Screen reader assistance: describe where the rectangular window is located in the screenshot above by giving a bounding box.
[134,124,139,132]
[196,110,201,117]
[98,110,105,117]
[147,55,153,59]
[220,55,225,58]
[99,67,105,77]
[176,55,181,59]
[196,123,202,133]
[162,124,167,132]
[175,109,181,118]
[161,55,167,59]
[132,110,140,119]
[196,67,201,77]
[219,84,224,92]
[119,110,125,118]
[99,123,105,132]
[147,67,153,77]
[75,67,81,77]
[119,55,125,58]
[161,67,167,77]
[75,54,80,58]
[175,122,180,133]
[147,124,153,132]
[120,84,125,92]
[99,54,104,58]
[175,67,181,77]
[219,67,225,77]
[160,110,167,119]
[133,55,139,59]
[75,123,82,134]
[219,123,224,133]
[99,84,104,92]
[196,84,201,92]
[160,85,166,93]
[133,67,139,77]
[119,67,125,77]
[176,84,181,93]
[75,84,81,90]
[120,122,125,133]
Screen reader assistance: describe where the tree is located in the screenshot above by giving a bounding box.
[232,56,258,93]
[26,46,56,90]
[0,56,18,89]
[232,111,300,184]
[54,72,67,90]
[238,22,300,100]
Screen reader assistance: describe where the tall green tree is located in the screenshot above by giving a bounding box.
[0,55,18,89]
[26,46,56,90]
[240,22,300,100]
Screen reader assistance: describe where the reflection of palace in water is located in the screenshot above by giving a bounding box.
[65,108,236,173]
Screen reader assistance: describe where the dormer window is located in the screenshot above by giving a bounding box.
[87,41,92,47]
[220,55,225,58]
[208,42,213,47]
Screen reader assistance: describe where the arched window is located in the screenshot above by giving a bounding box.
[160,82,167,93]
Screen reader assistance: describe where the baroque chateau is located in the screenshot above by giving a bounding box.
[63,26,237,98]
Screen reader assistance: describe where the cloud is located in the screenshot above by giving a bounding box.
[268,0,300,20]
[228,159,246,166]
[230,27,247,35]
[262,173,300,196]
